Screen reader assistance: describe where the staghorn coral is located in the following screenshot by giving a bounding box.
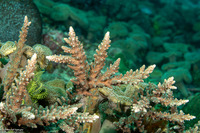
[0,15,196,132]
[46,27,155,95]
[0,16,99,132]
[99,77,195,132]
[47,27,196,132]
[46,27,156,116]
[2,16,32,95]
[108,78,194,133]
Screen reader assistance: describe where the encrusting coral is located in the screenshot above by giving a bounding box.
[47,26,196,132]
[0,41,16,56]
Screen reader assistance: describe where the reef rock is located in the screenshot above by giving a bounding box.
[0,0,42,46]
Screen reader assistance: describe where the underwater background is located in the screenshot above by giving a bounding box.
[0,0,200,132]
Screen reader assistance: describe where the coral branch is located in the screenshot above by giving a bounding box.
[89,32,111,80]
[116,64,156,85]
[47,27,89,93]
[154,111,196,123]
[3,16,31,94]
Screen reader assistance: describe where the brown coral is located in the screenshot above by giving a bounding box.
[0,16,99,132]
[47,27,196,133]
[3,16,31,94]
[46,27,155,96]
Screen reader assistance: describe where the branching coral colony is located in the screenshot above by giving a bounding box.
[0,16,99,133]
[0,16,196,133]
[47,26,196,132]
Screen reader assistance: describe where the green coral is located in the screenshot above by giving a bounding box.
[26,71,48,103]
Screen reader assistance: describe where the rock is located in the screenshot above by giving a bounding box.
[0,0,42,46]
[99,119,117,133]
